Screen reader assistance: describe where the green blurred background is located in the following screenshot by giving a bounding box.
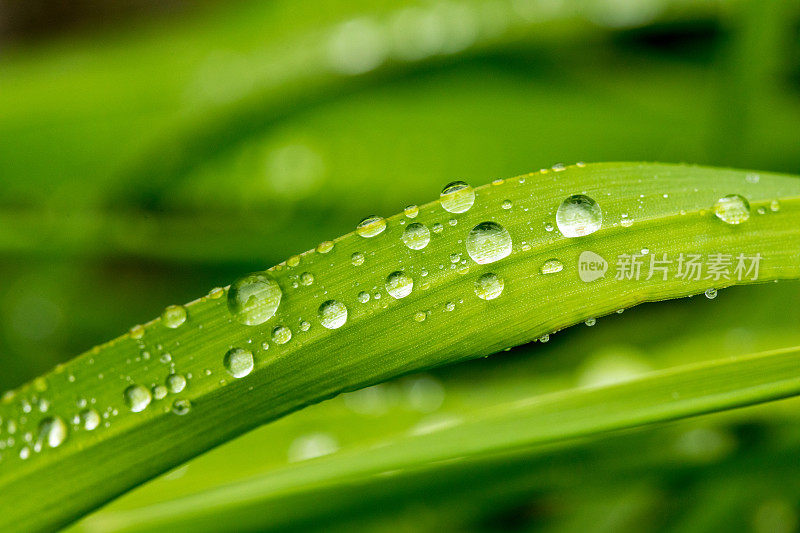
[2,1,800,530]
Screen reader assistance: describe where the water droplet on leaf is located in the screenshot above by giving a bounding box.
[466,222,512,264]
[556,194,602,237]
[227,272,282,326]
[440,181,475,213]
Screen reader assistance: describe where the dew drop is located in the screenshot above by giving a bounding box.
[386,271,413,299]
[414,311,427,322]
[172,399,191,416]
[227,272,282,326]
[357,215,387,237]
[37,417,67,449]
[539,334,550,343]
[167,374,187,394]
[445,302,455,311]
[556,194,602,237]
[404,205,419,218]
[501,199,512,209]
[152,385,168,400]
[351,252,365,266]
[440,181,475,213]
[357,291,370,303]
[224,348,254,378]
[300,272,314,286]
[466,222,512,264]
[80,409,100,431]
[272,326,292,345]
[432,223,444,233]
[162,305,187,329]
[540,259,564,275]
[544,222,554,232]
[318,300,348,329]
[402,223,431,250]
[129,325,145,340]
[300,320,311,332]
[713,195,750,224]
[705,288,718,300]
[770,199,781,212]
[208,287,225,299]
[585,318,596,327]
[474,273,504,300]
[125,385,152,413]
[286,255,300,267]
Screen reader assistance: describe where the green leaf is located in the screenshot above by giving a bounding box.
[1,162,799,531]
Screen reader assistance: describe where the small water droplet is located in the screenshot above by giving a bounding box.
[172,399,191,416]
[414,311,427,322]
[152,385,168,400]
[641,248,650,255]
[124,385,152,413]
[37,417,67,449]
[208,287,225,299]
[129,325,145,339]
[544,222,554,232]
[432,223,444,233]
[540,259,564,275]
[440,181,475,213]
[705,288,718,299]
[357,215,387,237]
[357,291,370,303]
[745,173,760,184]
[19,446,30,460]
[386,271,413,299]
[501,199,512,209]
[402,223,431,250]
[445,302,455,311]
[539,334,550,343]
[272,326,292,344]
[80,409,100,431]
[224,348,254,378]
[404,205,419,218]
[770,199,781,212]
[551,163,566,171]
[713,195,750,224]
[162,305,187,329]
[316,241,335,254]
[227,272,282,326]
[585,318,596,327]
[474,273,504,300]
[556,194,602,237]
[300,272,314,286]
[318,300,348,329]
[466,222,512,264]
[167,374,186,394]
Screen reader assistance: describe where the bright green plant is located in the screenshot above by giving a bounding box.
[1,162,799,531]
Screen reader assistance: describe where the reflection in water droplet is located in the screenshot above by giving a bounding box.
[224,348,254,378]
[556,194,602,237]
[386,271,413,299]
[440,181,475,213]
[402,223,431,250]
[474,273,504,300]
[318,300,348,329]
[713,195,750,225]
[227,272,282,326]
[124,385,152,413]
[466,222,512,264]
[357,215,387,237]
[705,288,718,299]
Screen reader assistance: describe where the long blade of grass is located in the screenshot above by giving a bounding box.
[0,162,799,531]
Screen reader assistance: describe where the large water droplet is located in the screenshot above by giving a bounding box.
[440,181,475,213]
[37,417,67,449]
[466,222,512,264]
[162,305,187,329]
[124,385,152,413]
[224,348,254,378]
[318,300,348,329]
[386,271,413,299]
[474,273,504,300]
[227,272,282,326]
[713,194,750,225]
[357,215,387,237]
[556,194,602,237]
[402,223,431,250]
